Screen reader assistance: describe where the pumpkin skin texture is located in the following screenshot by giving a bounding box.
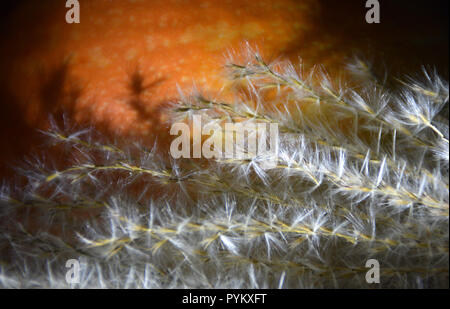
[1,0,320,133]
[0,0,448,178]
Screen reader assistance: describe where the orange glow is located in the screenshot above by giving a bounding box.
[1,0,320,140]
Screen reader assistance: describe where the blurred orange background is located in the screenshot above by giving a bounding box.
[0,0,448,179]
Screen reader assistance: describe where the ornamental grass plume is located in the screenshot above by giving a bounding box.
[0,47,448,288]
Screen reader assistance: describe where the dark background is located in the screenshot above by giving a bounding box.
[317,0,449,77]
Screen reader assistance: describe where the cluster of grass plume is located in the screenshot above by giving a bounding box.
[0,47,448,288]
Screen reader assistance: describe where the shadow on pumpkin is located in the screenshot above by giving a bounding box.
[0,60,173,181]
